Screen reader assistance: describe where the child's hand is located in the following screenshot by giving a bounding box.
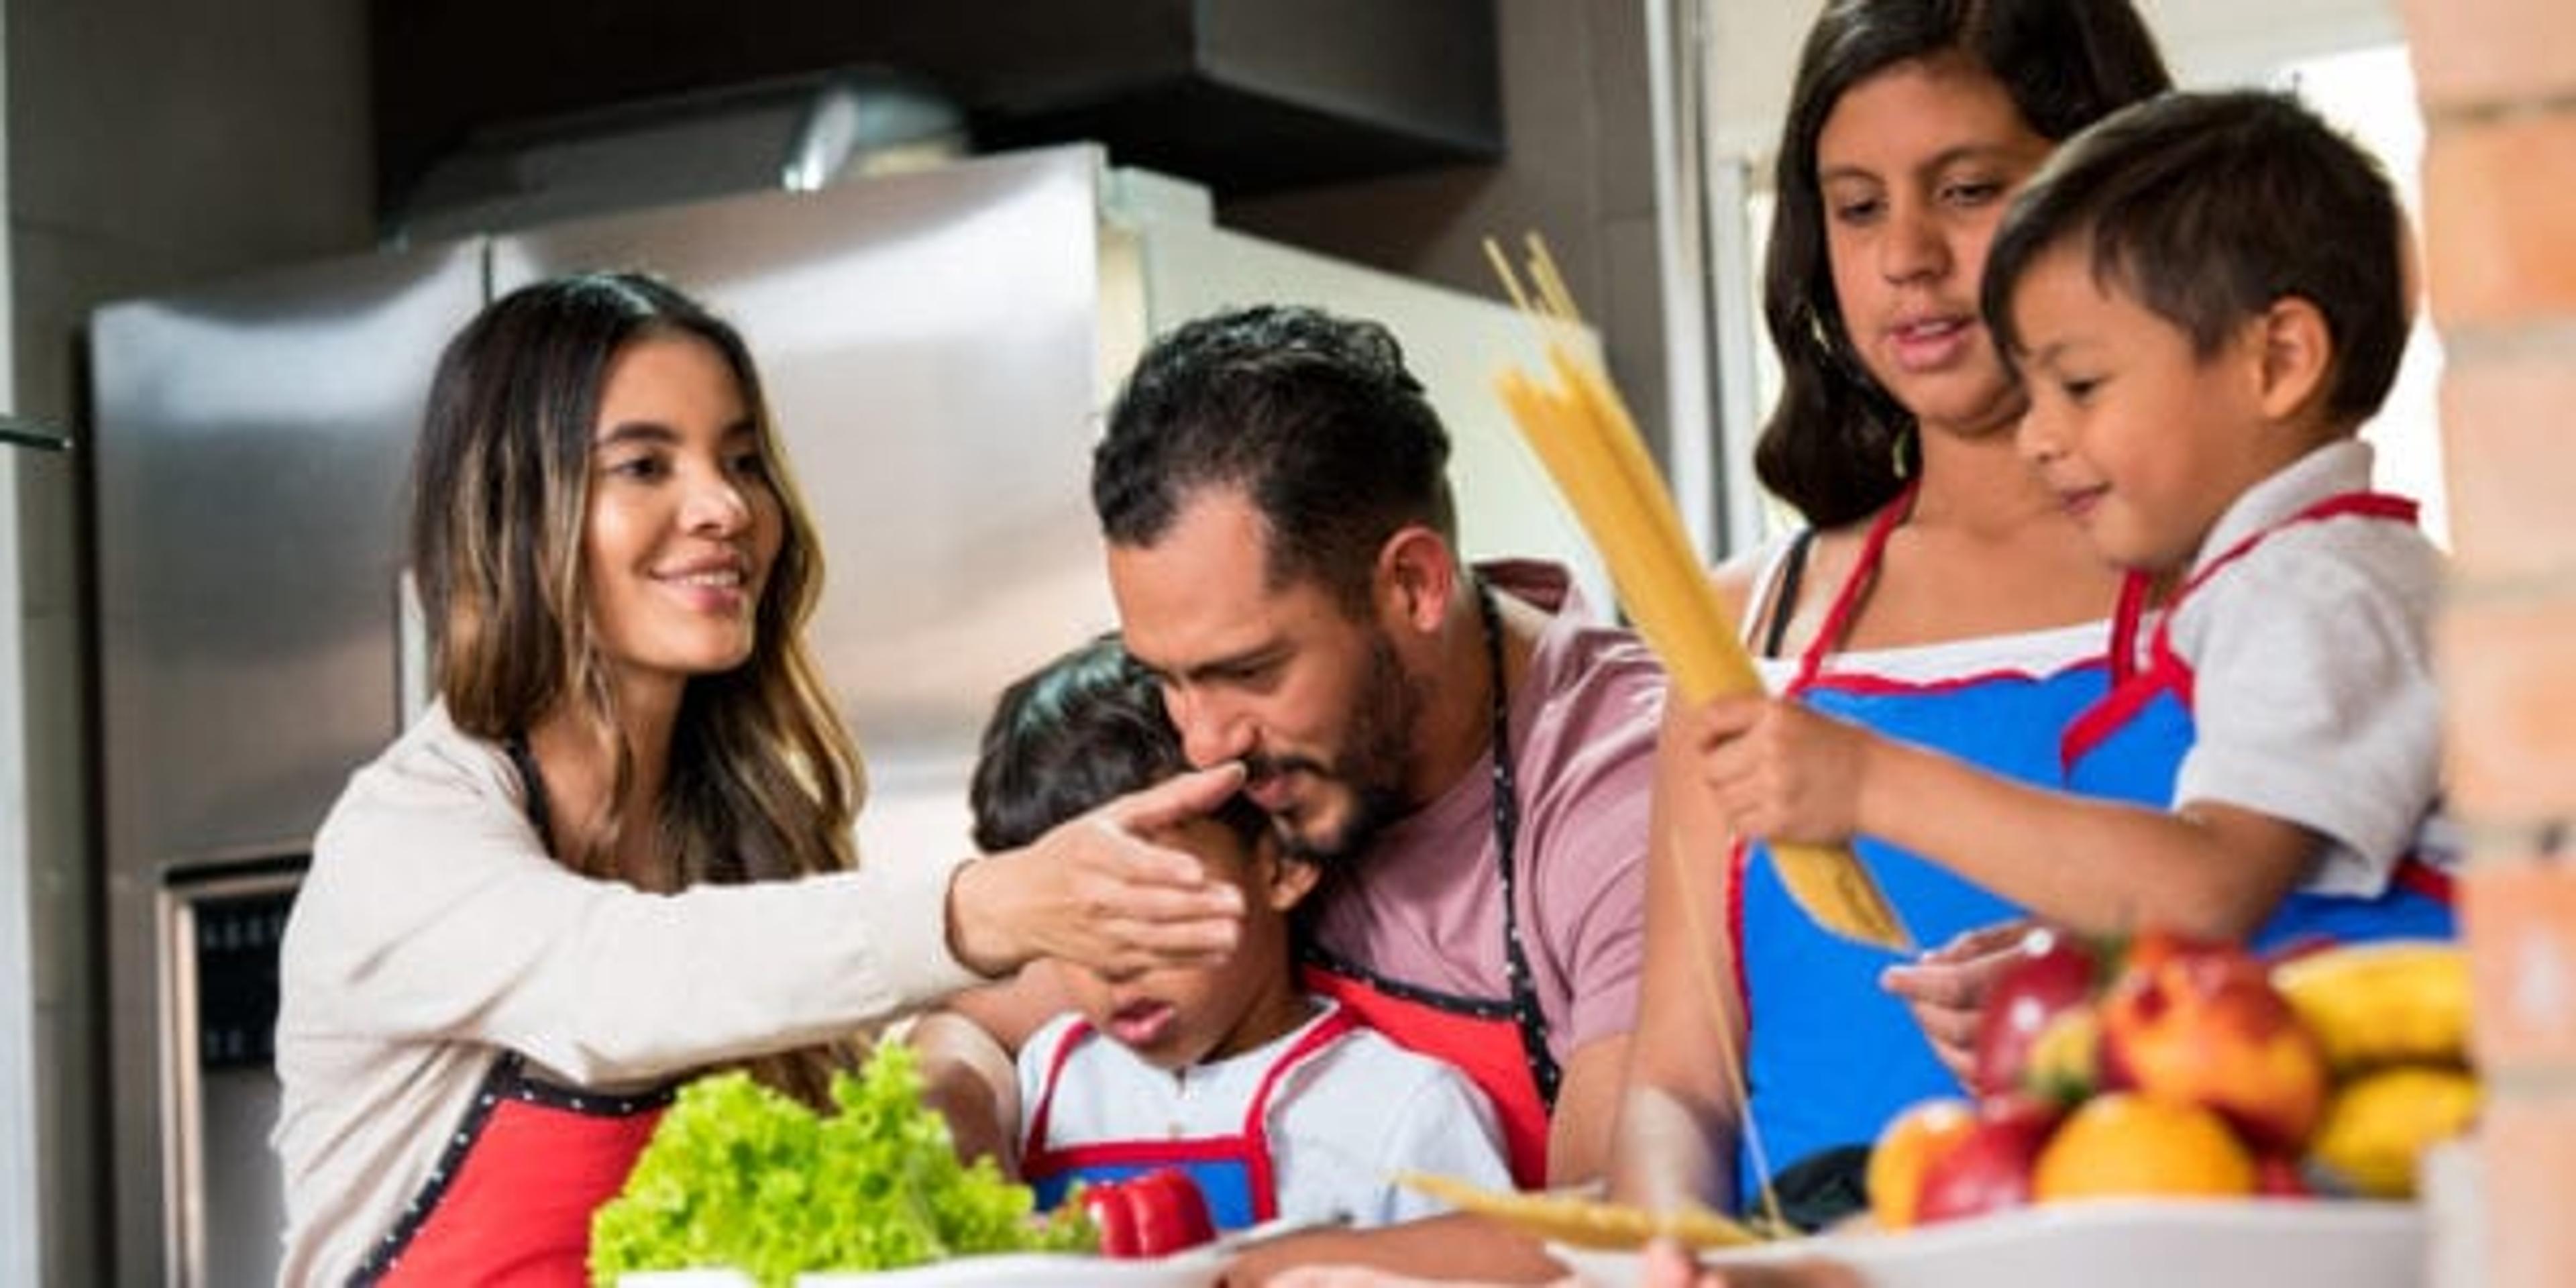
[1681,696,1872,845]
[1881,921,2037,1085]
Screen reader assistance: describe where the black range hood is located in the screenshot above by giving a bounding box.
[371,0,1502,219]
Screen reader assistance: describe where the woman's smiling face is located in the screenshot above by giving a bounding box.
[581,333,783,698]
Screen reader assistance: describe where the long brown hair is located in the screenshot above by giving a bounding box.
[409,270,863,1102]
[1755,0,2173,528]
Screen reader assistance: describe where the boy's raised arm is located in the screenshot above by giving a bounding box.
[1685,694,2316,941]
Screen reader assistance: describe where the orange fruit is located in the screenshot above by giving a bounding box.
[1867,1097,1978,1229]
[2033,1093,2257,1202]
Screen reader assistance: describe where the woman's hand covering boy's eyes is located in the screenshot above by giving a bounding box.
[945,762,1248,981]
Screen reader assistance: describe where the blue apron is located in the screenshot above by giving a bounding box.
[1020,1008,1358,1231]
[2058,491,2455,956]
[1733,488,2171,1205]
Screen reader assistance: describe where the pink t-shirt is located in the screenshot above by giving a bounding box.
[1305,560,1666,1060]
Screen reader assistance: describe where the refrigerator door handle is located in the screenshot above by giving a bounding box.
[0,415,71,451]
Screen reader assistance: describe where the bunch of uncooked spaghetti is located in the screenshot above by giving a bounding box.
[1483,233,1911,955]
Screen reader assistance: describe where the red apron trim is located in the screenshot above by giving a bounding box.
[1800,657,2112,700]
[1743,486,1907,1108]
[2059,492,2419,773]
[1786,485,2133,699]
[2105,568,2156,688]
[1790,483,1917,692]
[1235,1008,1358,1212]
[1018,1015,1099,1165]
[2179,494,2417,604]
[2394,856,2456,906]
[2149,492,2418,645]
[2059,647,2190,770]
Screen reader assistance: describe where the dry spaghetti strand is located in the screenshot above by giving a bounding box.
[1391,1171,1768,1252]
[1487,235,1919,1233]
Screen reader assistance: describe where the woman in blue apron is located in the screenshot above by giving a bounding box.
[1640,70,2458,1230]
[1725,488,2166,1214]
[1609,0,2178,1228]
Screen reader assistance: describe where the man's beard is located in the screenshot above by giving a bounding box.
[1258,629,1424,865]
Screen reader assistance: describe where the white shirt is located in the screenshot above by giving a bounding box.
[1016,1000,1514,1227]
[2162,439,2446,894]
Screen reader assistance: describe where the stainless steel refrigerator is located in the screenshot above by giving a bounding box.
[89,144,1607,1287]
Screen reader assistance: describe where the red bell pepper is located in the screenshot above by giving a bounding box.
[1078,1169,1218,1258]
[1079,1183,1142,1257]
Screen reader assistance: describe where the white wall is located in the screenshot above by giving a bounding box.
[1705,0,2407,163]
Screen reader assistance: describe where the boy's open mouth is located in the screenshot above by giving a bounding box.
[1108,998,1177,1048]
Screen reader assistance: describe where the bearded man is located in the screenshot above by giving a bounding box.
[921,305,1664,1284]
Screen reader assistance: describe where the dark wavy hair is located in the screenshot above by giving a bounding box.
[1983,89,2411,428]
[1091,305,1457,615]
[408,270,859,1104]
[1756,0,2173,527]
[970,633,1269,852]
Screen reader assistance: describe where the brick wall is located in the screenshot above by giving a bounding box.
[2396,1,2576,1285]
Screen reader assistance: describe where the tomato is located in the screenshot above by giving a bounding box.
[1078,1169,1217,1258]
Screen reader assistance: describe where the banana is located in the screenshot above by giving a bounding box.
[2305,1065,2481,1198]
[2271,941,2470,1073]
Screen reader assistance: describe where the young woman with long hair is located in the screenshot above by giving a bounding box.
[1611,0,2176,1225]
[273,272,1244,1285]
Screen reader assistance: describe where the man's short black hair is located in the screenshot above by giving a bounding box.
[1983,89,2412,427]
[969,633,1269,853]
[1091,305,1457,615]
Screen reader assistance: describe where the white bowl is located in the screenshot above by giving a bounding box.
[1547,1198,2425,1288]
[801,1248,1223,1286]
[621,1246,1224,1288]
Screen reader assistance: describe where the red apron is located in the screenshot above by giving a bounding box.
[350,735,676,1285]
[1299,578,1556,1189]
[1019,1008,1362,1229]
[350,1053,672,1287]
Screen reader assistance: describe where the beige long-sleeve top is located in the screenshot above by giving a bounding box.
[270,703,983,1285]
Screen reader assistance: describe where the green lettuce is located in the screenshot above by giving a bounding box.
[590,1044,1094,1287]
